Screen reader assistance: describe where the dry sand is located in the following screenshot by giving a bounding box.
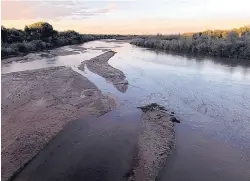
[79,51,129,93]
[1,66,117,181]
[129,104,176,181]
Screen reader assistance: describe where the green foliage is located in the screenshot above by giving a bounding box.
[2,22,124,58]
[131,26,250,59]
[26,22,54,39]
[183,26,250,39]
[1,22,133,58]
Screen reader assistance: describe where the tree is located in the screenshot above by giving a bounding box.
[1,26,7,42]
[28,22,54,39]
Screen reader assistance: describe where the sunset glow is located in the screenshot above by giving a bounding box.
[2,0,250,34]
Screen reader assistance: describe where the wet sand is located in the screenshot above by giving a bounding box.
[2,49,176,181]
[79,51,129,93]
[1,66,116,181]
[130,104,176,181]
[10,105,176,181]
[1,45,86,64]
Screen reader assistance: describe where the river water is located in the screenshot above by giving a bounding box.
[2,40,250,181]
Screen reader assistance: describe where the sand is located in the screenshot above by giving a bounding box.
[2,50,176,181]
[1,66,117,181]
[79,51,129,93]
[130,104,176,181]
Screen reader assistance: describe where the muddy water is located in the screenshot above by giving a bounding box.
[13,109,142,181]
[2,40,250,180]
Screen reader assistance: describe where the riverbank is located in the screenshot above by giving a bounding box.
[130,26,250,60]
[1,22,130,59]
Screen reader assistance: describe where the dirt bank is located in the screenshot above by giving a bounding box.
[79,51,129,93]
[1,66,117,181]
[129,103,176,181]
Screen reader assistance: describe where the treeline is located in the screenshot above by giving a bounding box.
[131,26,250,59]
[1,22,127,58]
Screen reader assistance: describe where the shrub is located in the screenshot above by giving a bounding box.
[1,46,16,56]
[131,26,250,60]
[1,21,128,58]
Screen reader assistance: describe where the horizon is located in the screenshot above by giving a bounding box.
[1,0,250,35]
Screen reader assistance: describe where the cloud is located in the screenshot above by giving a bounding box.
[1,0,116,20]
[57,5,116,20]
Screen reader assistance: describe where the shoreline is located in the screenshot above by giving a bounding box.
[2,50,177,181]
[1,42,94,64]
[131,43,250,64]
[79,51,129,93]
[1,66,117,181]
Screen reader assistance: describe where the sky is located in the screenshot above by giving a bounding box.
[1,0,250,34]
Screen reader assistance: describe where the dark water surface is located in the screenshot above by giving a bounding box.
[13,109,142,181]
[3,40,250,180]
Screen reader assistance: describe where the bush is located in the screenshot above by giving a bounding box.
[1,23,85,58]
[131,26,250,60]
[1,46,16,57]
[1,22,130,58]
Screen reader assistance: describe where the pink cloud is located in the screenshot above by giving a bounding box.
[1,1,116,20]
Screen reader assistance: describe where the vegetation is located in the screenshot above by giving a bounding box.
[3,22,249,60]
[131,26,250,59]
[1,22,127,58]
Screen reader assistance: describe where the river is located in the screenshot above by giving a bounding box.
[2,40,250,181]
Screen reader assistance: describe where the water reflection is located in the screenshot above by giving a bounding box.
[72,66,121,96]
[1,46,104,74]
[105,43,250,181]
[159,123,250,181]
[1,40,250,181]
[140,46,250,68]
[130,47,250,80]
